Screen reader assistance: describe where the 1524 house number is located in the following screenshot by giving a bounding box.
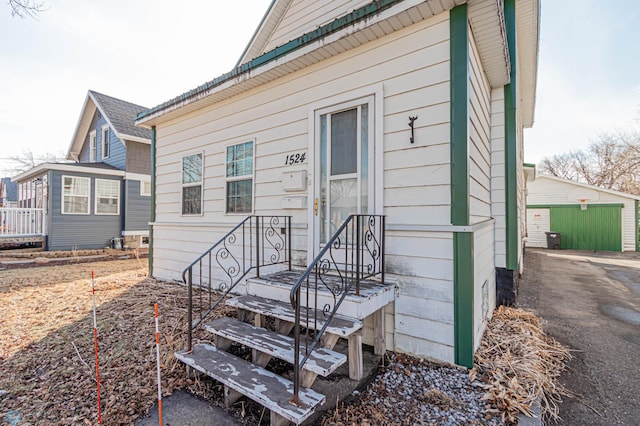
[284,152,306,165]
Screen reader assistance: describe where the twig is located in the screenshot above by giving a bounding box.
[71,341,94,378]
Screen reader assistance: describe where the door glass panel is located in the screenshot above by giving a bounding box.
[330,108,357,175]
[330,178,357,236]
[360,104,368,214]
[320,115,328,243]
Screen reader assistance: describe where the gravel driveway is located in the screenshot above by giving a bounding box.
[518,248,640,425]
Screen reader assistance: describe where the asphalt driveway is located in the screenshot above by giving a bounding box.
[518,248,640,425]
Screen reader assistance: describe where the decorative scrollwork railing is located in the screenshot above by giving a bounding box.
[289,214,385,403]
[182,216,292,351]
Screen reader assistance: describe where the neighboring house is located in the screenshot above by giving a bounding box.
[0,177,18,207]
[526,175,640,252]
[9,91,152,250]
[136,0,539,409]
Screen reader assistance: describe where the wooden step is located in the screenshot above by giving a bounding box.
[227,295,362,337]
[175,343,325,425]
[204,316,347,376]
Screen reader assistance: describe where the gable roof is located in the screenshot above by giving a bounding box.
[67,91,151,161]
[137,0,539,128]
[535,175,640,201]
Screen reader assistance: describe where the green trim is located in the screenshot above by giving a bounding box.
[453,232,474,368]
[523,162,536,168]
[635,200,640,251]
[136,0,405,122]
[450,4,469,226]
[504,0,518,271]
[527,203,625,209]
[149,126,156,277]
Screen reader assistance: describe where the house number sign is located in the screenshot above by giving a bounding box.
[284,152,306,165]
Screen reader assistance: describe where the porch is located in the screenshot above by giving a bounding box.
[0,207,47,246]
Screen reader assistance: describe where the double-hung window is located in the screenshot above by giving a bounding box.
[95,179,120,215]
[182,153,203,215]
[101,125,110,159]
[226,141,254,213]
[62,175,90,214]
[89,131,97,162]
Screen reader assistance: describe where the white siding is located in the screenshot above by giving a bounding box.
[527,176,639,252]
[473,222,495,350]
[468,27,492,224]
[525,208,550,248]
[490,87,506,267]
[262,0,372,54]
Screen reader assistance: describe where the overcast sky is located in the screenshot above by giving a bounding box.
[1,0,639,176]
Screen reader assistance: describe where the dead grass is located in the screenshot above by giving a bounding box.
[0,259,231,425]
[470,306,572,424]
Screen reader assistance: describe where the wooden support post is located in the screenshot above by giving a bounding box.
[321,333,339,350]
[223,385,243,408]
[275,319,294,336]
[237,308,255,323]
[347,332,363,381]
[301,371,318,388]
[373,307,386,355]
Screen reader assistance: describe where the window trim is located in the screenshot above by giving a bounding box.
[140,180,151,197]
[224,139,255,215]
[101,125,110,159]
[181,152,204,216]
[61,175,91,215]
[89,131,97,162]
[94,178,120,216]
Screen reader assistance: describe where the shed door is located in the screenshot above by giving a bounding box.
[550,205,622,251]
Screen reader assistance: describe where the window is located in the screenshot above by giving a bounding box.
[182,153,203,215]
[89,131,97,162]
[95,179,120,215]
[140,180,151,197]
[226,141,254,213]
[62,176,90,214]
[101,125,110,159]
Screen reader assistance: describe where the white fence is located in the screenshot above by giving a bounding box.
[0,208,46,236]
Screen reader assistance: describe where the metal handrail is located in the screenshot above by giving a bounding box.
[289,214,385,403]
[182,215,292,351]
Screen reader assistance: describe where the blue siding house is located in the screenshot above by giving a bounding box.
[11,91,152,250]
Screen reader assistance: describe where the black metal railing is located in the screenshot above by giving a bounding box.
[182,215,292,351]
[289,214,385,403]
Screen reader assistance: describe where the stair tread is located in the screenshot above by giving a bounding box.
[227,294,362,336]
[204,317,347,376]
[175,343,325,424]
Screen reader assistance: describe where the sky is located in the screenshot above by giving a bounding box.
[1,0,639,176]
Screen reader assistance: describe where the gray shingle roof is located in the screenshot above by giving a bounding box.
[90,91,150,140]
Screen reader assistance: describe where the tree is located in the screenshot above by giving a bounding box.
[539,130,640,196]
[8,0,47,18]
[3,148,67,175]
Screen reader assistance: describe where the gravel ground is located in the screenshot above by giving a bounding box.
[322,353,503,425]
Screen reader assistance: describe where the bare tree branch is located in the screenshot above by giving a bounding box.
[8,0,47,18]
[3,148,67,175]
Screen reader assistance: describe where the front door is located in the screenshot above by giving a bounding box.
[313,96,375,254]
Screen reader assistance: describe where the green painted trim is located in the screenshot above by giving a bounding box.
[136,0,405,122]
[636,200,640,251]
[149,126,156,277]
[527,203,625,209]
[453,232,474,368]
[450,4,469,226]
[504,0,518,271]
[523,162,536,168]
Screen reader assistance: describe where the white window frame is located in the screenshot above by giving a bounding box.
[94,178,120,215]
[101,125,110,159]
[61,175,91,215]
[181,152,204,216]
[140,180,151,197]
[89,130,97,162]
[224,140,255,215]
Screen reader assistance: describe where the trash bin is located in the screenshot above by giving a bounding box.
[545,232,561,249]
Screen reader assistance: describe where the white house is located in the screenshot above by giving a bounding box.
[527,175,640,252]
[135,1,539,422]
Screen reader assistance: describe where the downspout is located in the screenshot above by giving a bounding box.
[149,126,156,277]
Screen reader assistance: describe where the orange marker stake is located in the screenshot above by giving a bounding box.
[91,271,102,424]
[154,303,163,426]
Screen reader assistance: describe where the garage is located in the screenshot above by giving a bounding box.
[526,176,639,252]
